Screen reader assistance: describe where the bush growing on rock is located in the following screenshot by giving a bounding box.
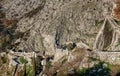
[46,61,52,69]
[26,65,34,76]
[66,43,76,51]
[75,62,110,76]
[1,56,7,63]
[20,56,28,64]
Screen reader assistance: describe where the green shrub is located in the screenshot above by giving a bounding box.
[20,56,28,64]
[75,62,110,76]
[5,50,9,54]
[114,19,120,26]
[1,41,8,47]
[115,41,120,48]
[1,56,7,63]
[66,43,74,51]
[76,67,88,75]
[46,61,52,69]
[26,65,34,76]
[95,20,104,26]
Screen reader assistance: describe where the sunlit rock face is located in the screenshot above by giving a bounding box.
[2,0,120,52]
[2,0,120,76]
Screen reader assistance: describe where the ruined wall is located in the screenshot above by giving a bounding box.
[93,51,120,65]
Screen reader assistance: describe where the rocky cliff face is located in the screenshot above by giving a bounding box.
[1,0,120,76]
[1,0,120,53]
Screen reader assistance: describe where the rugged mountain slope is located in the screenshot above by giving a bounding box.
[1,0,119,53]
[1,0,120,76]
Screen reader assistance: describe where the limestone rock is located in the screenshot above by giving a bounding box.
[1,0,120,53]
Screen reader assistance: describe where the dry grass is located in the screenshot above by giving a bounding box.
[16,70,24,76]
[110,65,120,76]
[113,0,120,20]
[1,18,17,27]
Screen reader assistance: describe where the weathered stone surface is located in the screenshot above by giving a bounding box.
[1,0,118,53]
[93,51,120,65]
[94,17,120,51]
[2,0,120,75]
